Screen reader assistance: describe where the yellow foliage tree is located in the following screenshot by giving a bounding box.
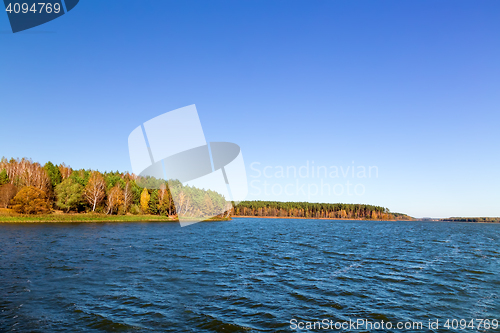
[140,188,150,214]
[157,183,173,216]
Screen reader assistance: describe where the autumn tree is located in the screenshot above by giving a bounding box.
[105,184,124,215]
[157,183,173,216]
[4,158,50,191]
[0,184,18,208]
[140,188,150,214]
[175,190,191,216]
[55,178,84,212]
[11,186,51,214]
[83,171,106,212]
[122,181,133,212]
[58,163,72,180]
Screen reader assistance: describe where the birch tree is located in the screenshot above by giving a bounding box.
[83,171,106,212]
[105,184,124,215]
[122,181,133,212]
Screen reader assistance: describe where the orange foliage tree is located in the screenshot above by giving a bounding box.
[11,186,51,214]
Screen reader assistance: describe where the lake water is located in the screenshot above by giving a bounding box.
[0,219,499,332]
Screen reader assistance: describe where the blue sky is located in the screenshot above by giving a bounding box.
[1,1,499,218]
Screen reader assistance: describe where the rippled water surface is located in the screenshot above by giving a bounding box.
[0,219,499,332]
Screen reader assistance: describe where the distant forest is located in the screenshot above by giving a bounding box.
[441,217,500,223]
[0,157,412,221]
[233,201,413,220]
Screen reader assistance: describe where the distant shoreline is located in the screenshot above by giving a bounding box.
[233,216,500,223]
[440,217,500,223]
[232,215,406,221]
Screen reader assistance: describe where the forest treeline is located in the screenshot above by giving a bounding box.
[441,217,500,223]
[232,201,413,220]
[0,157,230,217]
[0,157,413,221]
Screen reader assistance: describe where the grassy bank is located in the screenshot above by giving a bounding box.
[0,209,231,223]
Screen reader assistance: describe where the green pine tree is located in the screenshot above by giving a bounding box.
[0,169,9,185]
[44,162,62,188]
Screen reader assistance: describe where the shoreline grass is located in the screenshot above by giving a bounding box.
[0,214,174,223]
[0,209,231,223]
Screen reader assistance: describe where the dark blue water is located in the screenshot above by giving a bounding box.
[0,219,499,332]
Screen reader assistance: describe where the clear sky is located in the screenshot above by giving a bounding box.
[1,1,499,218]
